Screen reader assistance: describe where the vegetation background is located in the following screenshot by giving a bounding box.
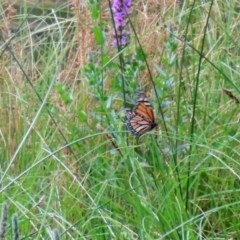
[1,0,240,239]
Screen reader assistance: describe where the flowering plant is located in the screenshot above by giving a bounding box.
[111,0,132,47]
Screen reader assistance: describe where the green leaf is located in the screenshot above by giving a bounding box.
[136,47,147,61]
[93,26,104,45]
[78,111,87,122]
[91,5,99,19]
[55,84,72,104]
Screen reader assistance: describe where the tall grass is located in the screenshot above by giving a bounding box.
[1,0,240,239]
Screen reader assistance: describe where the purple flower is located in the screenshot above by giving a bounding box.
[112,0,132,47]
[112,35,128,46]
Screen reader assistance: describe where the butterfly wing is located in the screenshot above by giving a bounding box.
[124,90,157,136]
[134,90,155,123]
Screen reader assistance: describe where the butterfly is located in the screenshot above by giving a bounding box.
[124,90,158,136]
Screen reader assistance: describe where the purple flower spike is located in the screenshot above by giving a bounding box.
[112,0,132,47]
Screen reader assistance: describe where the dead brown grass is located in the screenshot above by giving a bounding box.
[135,0,181,87]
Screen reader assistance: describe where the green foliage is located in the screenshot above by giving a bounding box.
[93,26,105,45]
[55,84,73,104]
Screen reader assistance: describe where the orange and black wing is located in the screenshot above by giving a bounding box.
[124,90,157,137]
[134,90,156,123]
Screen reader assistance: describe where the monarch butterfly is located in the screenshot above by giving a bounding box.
[124,90,158,136]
